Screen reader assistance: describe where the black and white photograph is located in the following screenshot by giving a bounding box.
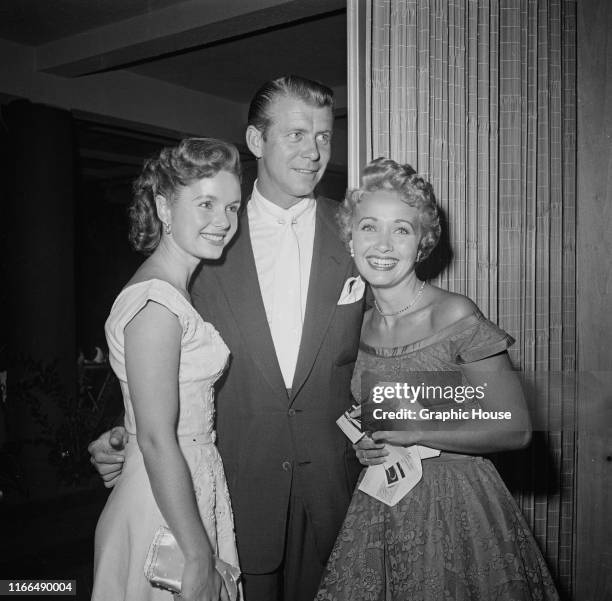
[0,1,610,600]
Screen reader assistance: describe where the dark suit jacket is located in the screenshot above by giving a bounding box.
[191,196,364,573]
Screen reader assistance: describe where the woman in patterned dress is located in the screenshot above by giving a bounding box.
[316,158,560,601]
[92,139,242,601]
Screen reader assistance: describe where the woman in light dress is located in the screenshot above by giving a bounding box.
[316,158,560,601]
[92,139,242,601]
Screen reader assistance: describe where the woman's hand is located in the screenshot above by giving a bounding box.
[370,430,421,447]
[353,435,389,466]
[179,555,227,601]
[351,404,421,464]
[354,399,424,452]
[349,404,389,466]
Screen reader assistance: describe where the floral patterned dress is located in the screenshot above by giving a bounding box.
[317,311,560,601]
[92,279,240,601]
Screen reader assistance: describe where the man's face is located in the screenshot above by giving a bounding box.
[248,95,334,209]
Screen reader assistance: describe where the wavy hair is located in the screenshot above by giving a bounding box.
[129,137,241,254]
[337,157,441,261]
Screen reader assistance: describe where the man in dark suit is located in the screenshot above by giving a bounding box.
[89,75,363,601]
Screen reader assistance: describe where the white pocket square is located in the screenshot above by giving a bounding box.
[337,276,365,305]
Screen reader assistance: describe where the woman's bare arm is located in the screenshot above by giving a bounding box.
[125,301,221,601]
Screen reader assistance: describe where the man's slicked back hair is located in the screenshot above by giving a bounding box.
[247,75,334,137]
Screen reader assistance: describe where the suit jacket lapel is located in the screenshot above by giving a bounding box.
[291,198,352,400]
[209,211,288,399]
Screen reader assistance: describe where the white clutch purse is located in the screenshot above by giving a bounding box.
[144,526,241,599]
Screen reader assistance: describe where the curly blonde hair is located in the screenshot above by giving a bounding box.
[337,157,441,261]
[129,138,241,254]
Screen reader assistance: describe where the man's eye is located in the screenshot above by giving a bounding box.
[317,133,331,144]
[226,205,240,213]
[288,132,302,140]
[199,201,213,209]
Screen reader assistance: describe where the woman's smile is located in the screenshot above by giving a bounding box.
[365,255,399,270]
[199,231,227,246]
[352,190,422,287]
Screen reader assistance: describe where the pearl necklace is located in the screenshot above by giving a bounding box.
[374,281,427,317]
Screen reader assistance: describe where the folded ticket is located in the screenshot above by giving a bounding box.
[337,408,441,506]
[336,409,365,444]
[416,445,441,459]
[358,445,423,506]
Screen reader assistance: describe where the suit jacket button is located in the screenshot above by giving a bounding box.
[282,461,292,472]
[288,409,296,417]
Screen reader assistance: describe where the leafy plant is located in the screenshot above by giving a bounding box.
[9,355,121,486]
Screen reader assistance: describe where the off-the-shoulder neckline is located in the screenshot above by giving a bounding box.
[359,311,486,357]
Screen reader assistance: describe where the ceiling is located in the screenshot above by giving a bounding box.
[0,0,191,46]
[131,12,347,103]
[0,0,347,104]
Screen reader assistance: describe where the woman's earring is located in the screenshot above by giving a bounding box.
[416,249,423,263]
[349,241,355,258]
[163,222,172,235]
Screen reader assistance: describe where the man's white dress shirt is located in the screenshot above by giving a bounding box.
[247,182,316,389]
